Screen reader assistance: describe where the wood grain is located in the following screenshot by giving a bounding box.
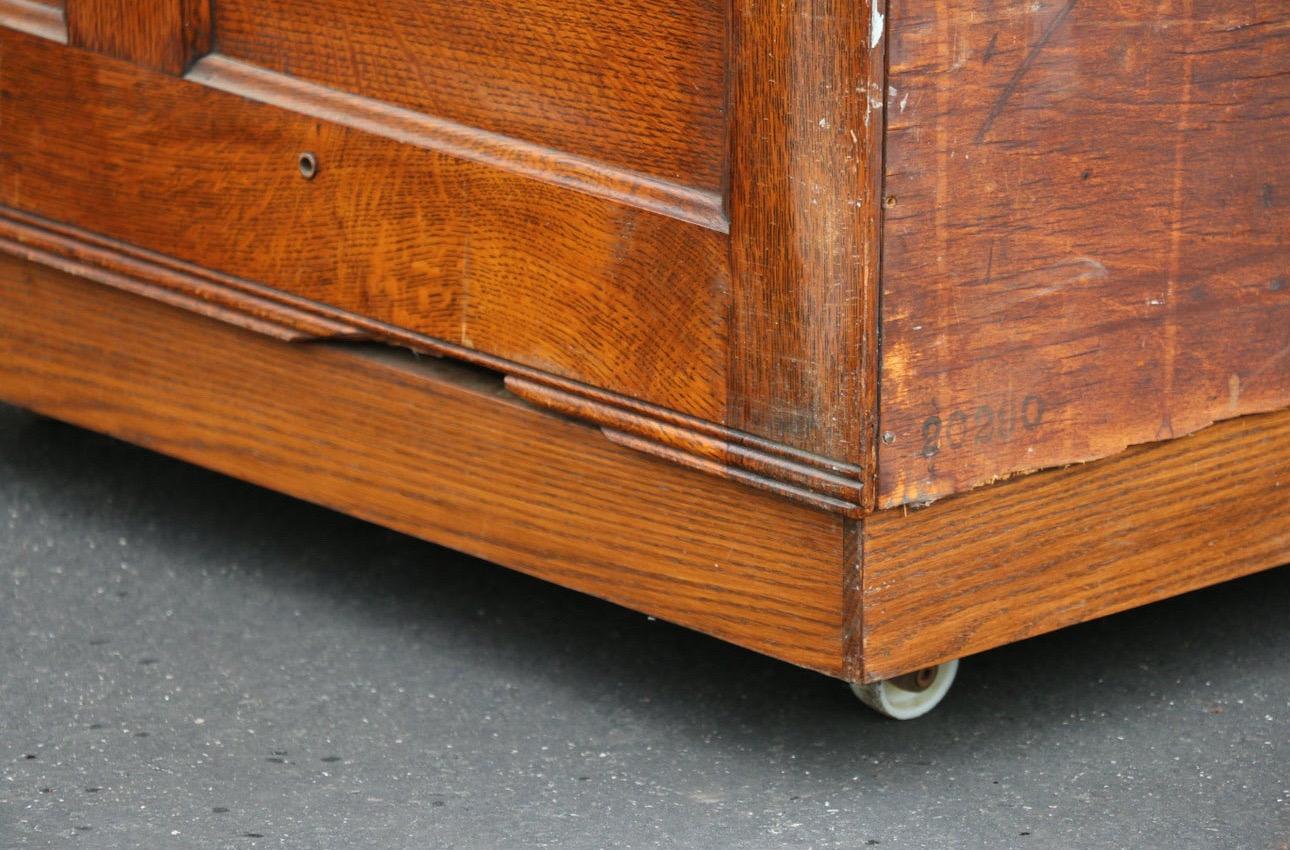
[0,31,730,422]
[877,0,1290,506]
[0,254,848,676]
[0,206,367,342]
[213,0,726,190]
[1,203,866,516]
[189,56,725,232]
[66,0,209,73]
[727,0,884,473]
[860,407,1290,680]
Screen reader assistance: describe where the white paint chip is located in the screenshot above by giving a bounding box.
[870,2,885,48]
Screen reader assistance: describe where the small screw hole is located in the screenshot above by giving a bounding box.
[883,195,897,209]
[298,152,318,180]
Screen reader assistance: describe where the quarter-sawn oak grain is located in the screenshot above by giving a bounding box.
[214,0,726,190]
[1,0,1287,690]
[0,30,730,423]
[727,0,884,474]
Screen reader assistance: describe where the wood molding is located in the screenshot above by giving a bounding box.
[726,0,885,481]
[0,254,849,676]
[0,207,365,342]
[210,0,726,195]
[506,376,865,516]
[0,0,65,41]
[66,0,210,74]
[0,202,725,422]
[3,254,1288,686]
[188,55,727,233]
[2,30,729,423]
[0,205,866,513]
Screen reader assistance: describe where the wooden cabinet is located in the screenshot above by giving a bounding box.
[0,0,1286,714]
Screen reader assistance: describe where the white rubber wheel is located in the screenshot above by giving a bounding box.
[850,660,959,720]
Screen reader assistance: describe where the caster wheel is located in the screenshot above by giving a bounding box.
[850,659,959,719]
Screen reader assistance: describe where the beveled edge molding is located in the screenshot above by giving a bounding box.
[0,205,866,515]
[0,207,365,341]
[186,54,729,234]
[0,0,65,42]
[505,376,866,517]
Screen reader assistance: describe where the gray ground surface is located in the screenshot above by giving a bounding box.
[0,403,1286,850]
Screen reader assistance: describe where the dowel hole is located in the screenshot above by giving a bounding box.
[298,152,318,180]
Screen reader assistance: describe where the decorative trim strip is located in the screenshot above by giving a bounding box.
[506,376,865,517]
[0,207,365,341]
[0,205,866,515]
[0,0,65,42]
[187,55,729,234]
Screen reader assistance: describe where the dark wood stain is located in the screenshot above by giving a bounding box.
[727,0,884,477]
[879,0,1290,506]
[1,0,1288,686]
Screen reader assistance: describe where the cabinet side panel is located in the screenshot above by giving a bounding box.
[878,0,1290,506]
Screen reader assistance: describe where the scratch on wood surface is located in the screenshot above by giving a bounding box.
[871,0,885,48]
[975,0,1079,143]
[1249,341,1290,380]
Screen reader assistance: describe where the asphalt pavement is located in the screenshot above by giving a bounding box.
[2,403,1287,849]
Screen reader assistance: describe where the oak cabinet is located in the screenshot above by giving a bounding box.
[0,0,1286,714]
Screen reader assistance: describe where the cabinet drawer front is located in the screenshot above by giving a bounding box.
[214,0,726,191]
[0,31,729,420]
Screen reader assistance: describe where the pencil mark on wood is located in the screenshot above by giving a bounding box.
[982,31,999,64]
[975,0,1079,143]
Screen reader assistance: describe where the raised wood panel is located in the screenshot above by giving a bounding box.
[860,408,1290,680]
[214,0,726,191]
[877,0,1290,506]
[0,31,729,422]
[66,0,210,73]
[188,56,725,233]
[727,0,884,471]
[0,254,848,676]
